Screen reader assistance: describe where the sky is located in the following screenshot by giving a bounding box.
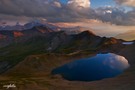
[60,0,115,7]
[0,0,135,37]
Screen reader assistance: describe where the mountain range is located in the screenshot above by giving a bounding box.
[0,21,90,35]
[0,21,57,31]
[0,24,126,74]
[0,24,135,90]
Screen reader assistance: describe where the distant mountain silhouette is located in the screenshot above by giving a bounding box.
[115,30,135,41]
[0,21,60,31]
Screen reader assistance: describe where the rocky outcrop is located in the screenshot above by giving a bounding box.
[0,26,54,48]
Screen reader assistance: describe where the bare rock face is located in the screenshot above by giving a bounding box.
[0,26,53,48]
[13,31,24,38]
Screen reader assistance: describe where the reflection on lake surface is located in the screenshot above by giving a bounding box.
[122,42,134,45]
[52,53,130,81]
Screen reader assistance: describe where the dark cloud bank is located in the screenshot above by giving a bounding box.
[0,0,135,25]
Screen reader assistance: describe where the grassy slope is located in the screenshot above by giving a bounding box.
[0,44,135,90]
[0,53,96,90]
[0,35,50,75]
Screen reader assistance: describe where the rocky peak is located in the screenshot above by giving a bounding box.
[78,30,96,36]
[13,31,24,38]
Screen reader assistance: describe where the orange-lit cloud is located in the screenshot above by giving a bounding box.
[114,0,135,7]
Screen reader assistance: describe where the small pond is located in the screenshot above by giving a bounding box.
[122,42,134,45]
[52,53,130,81]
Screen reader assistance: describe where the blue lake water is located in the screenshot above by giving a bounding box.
[52,53,130,81]
[122,42,134,45]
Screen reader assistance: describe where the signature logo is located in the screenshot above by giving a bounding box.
[3,84,16,89]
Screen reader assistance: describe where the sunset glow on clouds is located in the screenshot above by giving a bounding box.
[52,19,135,37]
[67,0,91,8]
[114,0,135,7]
[0,0,135,37]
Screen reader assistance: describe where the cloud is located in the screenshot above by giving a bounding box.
[94,6,135,26]
[0,0,61,17]
[0,14,34,25]
[67,0,91,9]
[0,0,92,22]
[114,0,135,7]
[53,1,62,8]
[0,0,135,26]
